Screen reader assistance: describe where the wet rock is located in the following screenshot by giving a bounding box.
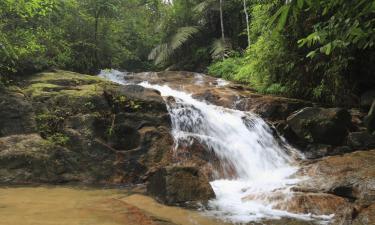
[147,166,215,207]
[302,144,352,159]
[352,203,375,225]
[278,192,352,216]
[252,218,316,225]
[297,150,375,205]
[286,107,352,145]
[360,90,375,110]
[364,100,375,133]
[347,131,375,149]
[242,96,313,121]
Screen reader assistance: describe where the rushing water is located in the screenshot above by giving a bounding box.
[99,70,331,224]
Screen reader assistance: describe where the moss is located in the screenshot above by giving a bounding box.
[35,110,69,146]
[24,83,62,98]
[28,70,104,85]
[46,133,70,146]
[109,93,144,113]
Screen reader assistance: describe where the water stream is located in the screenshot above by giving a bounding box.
[99,70,331,224]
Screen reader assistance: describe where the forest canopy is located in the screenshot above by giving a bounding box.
[0,0,374,105]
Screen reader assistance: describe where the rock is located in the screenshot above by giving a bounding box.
[252,218,316,225]
[352,203,375,225]
[347,131,375,149]
[277,192,352,216]
[302,144,352,159]
[286,107,352,145]
[0,90,36,137]
[0,134,74,183]
[147,166,215,207]
[360,90,375,110]
[0,70,174,185]
[239,95,313,121]
[364,100,375,133]
[349,109,367,132]
[297,150,375,205]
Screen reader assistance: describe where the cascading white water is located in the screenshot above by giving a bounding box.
[99,70,332,224]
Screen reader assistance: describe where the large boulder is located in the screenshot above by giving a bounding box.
[286,107,352,146]
[347,131,375,149]
[0,134,74,183]
[0,70,174,184]
[147,166,215,207]
[297,150,375,205]
[276,192,352,217]
[237,95,313,121]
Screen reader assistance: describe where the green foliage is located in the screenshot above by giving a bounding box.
[47,133,70,146]
[208,57,242,80]
[36,110,69,146]
[208,0,375,105]
[148,0,248,70]
[0,0,162,75]
[1,0,374,106]
[274,0,375,58]
[210,3,292,96]
[149,26,200,65]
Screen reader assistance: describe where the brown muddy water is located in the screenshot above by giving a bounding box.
[0,186,230,225]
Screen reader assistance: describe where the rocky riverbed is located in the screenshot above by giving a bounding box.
[0,70,374,225]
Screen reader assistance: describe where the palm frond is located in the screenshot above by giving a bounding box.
[194,0,218,13]
[149,26,199,65]
[148,43,172,65]
[210,38,232,60]
[170,26,199,50]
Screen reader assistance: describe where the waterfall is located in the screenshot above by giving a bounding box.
[99,70,331,224]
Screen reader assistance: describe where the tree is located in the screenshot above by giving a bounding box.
[243,0,250,47]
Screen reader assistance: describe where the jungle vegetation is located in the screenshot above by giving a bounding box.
[1,0,374,105]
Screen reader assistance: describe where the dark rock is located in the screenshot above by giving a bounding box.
[347,131,375,149]
[303,144,332,159]
[0,134,75,183]
[302,144,352,159]
[360,90,375,110]
[364,100,375,133]
[147,166,215,207]
[244,97,313,121]
[349,109,367,132]
[0,90,36,137]
[286,107,352,145]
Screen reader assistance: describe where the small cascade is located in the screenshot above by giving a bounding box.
[99,70,332,224]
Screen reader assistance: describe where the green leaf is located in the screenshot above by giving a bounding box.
[306,50,316,58]
[297,0,304,9]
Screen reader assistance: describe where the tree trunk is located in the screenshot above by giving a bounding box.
[243,0,250,47]
[219,0,225,42]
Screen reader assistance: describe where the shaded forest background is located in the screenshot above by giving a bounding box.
[0,0,374,105]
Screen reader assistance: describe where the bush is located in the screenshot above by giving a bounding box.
[207,57,243,80]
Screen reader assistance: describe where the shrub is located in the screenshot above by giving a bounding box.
[207,57,243,80]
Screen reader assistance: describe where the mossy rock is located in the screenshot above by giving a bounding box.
[0,70,173,185]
